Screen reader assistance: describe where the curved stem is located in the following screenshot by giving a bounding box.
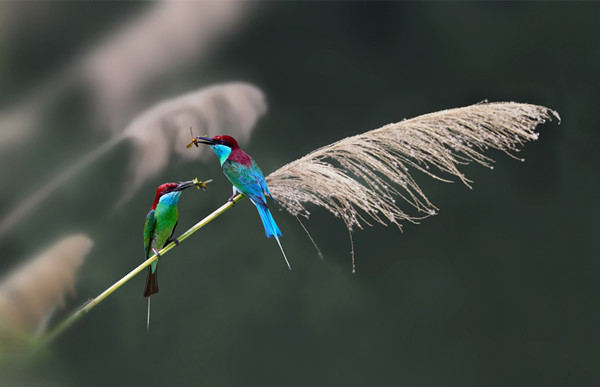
[39,194,244,347]
[0,133,126,239]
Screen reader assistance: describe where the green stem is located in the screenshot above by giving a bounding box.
[39,194,244,346]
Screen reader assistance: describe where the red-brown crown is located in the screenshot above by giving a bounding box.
[151,183,179,209]
[212,135,239,148]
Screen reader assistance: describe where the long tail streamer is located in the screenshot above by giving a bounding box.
[147,298,151,334]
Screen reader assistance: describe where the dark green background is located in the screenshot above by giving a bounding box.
[1,2,598,386]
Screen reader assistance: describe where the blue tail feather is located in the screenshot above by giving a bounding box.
[253,201,290,270]
[254,202,282,238]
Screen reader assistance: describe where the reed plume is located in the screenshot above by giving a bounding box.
[120,82,266,201]
[267,102,559,232]
[0,83,266,238]
[37,102,560,344]
[84,0,248,127]
[0,1,249,151]
[0,234,93,340]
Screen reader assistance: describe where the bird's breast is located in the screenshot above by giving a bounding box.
[157,192,181,208]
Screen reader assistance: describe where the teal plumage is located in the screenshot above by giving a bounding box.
[193,135,290,269]
[222,159,282,238]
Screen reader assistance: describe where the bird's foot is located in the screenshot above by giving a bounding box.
[153,248,162,259]
[167,238,180,246]
[227,195,237,205]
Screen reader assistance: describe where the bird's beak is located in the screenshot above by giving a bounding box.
[194,136,217,145]
[176,178,212,191]
[175,180,199,191]
[186,136,216,148]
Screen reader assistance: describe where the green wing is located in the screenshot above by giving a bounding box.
[144,209,157,259]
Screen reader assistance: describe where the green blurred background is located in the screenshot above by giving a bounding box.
[1,2,598,386]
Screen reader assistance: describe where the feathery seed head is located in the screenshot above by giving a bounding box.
[267,102,559,232]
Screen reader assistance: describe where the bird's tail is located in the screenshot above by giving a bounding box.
[147,298,151,334]
[144,267,158,333]
[274,234,291,271]
[143,267,159,297]
[255,202,282,238]
[255,202,291,270]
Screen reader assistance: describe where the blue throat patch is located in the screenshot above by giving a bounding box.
[211,144,232,165]
[158,191,182,207]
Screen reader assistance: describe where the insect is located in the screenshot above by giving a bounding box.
[191,177,212,190]
[186,127,206,149]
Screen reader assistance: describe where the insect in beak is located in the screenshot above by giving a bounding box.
[192,178,213,190]
[186,127,199,148]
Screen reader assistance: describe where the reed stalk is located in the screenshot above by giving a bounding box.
[35,101,559,348]
[39,194,244,347]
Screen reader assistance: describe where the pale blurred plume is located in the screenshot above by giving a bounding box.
[0,0,249,150]
[0,83,266,237]
[0,235,93,338]
[120,82,267,203]
[83,0,248,128]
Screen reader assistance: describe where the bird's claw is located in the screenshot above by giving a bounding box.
[166,238,180,246]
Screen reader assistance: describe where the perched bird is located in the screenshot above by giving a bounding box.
[188,135,290,270]
[143,179,207,331]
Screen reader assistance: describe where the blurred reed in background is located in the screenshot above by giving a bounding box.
[0,82,266,238]
[120,82,266,203]
[0,235,92,362]
[0,0,259,238]
[0,0,258,360]
[0,1,250,152]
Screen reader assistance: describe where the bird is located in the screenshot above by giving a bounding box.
[143,179,208,331]
[187,134,291,270]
